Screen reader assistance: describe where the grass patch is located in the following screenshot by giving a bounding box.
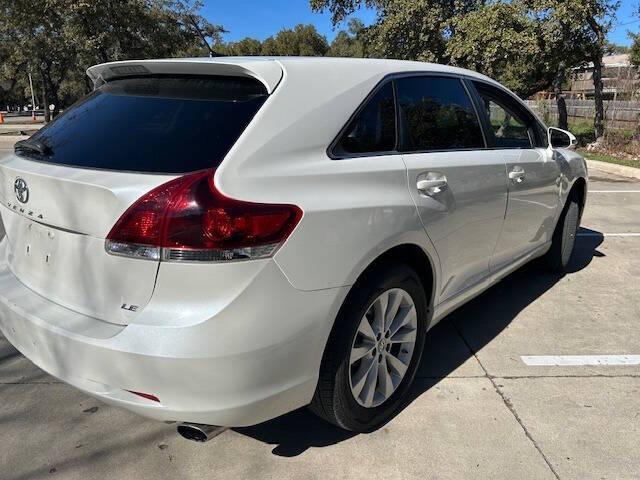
[578,149,640,169]
[568,122,596,147]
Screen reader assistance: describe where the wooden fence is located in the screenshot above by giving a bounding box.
[525,99,639,131]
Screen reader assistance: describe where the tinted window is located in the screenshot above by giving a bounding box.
[535,122,549,148]
[479,97,532,148]
[395,76,484,152]
[18,76,268,174]
[334,82,396,156]
[473,83,540,149]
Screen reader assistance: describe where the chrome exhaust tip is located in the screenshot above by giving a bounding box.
[177,423,228,443]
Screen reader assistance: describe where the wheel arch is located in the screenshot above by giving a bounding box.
[343,243,437,326]
[311,242,436,430]
[569,176,587,212]
[565,176,587,226]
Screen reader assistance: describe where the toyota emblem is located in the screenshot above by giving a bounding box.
[14,178,29,204]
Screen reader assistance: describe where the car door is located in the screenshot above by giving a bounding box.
[396,75,509,303]
[470,81,562,271]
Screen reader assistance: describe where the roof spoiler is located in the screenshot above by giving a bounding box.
[86,58,283,94]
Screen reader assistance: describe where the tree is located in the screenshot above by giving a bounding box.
[221,38,263,56]
[260,24,329,56]
[0,0,220,120]
[581,1,619,139]
[525,0,595,130]
[312,0,481,62]
[327,18,367,57]
[312,0,619,138]
[365,0,452,61]
[447,2,554,98]
[448,0,591,127]
[630,33,640,68]
[0,1,78,121]
[310,0,382,25]
[536,0,619,138]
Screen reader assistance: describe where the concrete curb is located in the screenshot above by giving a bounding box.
[586,159,640,181]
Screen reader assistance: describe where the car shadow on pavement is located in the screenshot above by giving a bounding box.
[236,228,605,457]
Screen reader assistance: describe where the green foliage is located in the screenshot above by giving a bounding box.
[569,121,597,146]
[217,24,333,58]
[578,149,640,168]
[327,19,367,57]
[219,24,329,57]
[0,0,625,129]
[0,0,221,115]
[447,1,553,97]
[310,0,382,25]
[219,38,263,56]
[311,0,620,140]
[365,0,451,61]
[313,0,495,62]
[260,24,329,56]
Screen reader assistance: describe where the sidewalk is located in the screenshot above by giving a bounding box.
[585,159,640,181]
[0,123,43,137]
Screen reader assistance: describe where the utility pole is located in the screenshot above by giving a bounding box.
[28,73,37,122]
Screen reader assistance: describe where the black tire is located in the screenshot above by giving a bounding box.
[310,262,428,432]
[544,196,581,273]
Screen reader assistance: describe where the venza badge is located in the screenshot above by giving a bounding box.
[14,178,29,204]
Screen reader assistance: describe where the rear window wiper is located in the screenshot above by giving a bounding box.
[14,139,52,156]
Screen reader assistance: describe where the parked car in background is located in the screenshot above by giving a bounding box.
[0,57,586,440]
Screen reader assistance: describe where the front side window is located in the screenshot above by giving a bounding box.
[333,81,396,156]
[480,97,532,148]
[473,83,539,149]
[395,76,485,152]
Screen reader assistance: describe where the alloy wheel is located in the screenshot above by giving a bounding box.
[348,288,418,408]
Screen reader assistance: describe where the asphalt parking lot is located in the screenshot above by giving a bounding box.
[0,162,638,480]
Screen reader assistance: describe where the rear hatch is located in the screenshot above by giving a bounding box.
[0,68,275,325]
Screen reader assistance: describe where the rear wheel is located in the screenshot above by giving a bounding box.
[310,263,428,432]
[544,196,581,273]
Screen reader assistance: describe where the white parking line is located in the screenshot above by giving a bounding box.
[521,355,640,366]
[578,233,640,237]
[590,190,640,193]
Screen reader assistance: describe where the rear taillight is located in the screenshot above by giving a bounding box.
[106,170,302,262]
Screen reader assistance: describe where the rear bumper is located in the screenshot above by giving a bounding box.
[0,248,347,427]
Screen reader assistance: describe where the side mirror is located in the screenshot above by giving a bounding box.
[548,127,577,150]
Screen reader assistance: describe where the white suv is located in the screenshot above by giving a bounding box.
[0,57,587,438]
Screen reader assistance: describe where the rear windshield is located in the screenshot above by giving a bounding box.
[19,76,268,174]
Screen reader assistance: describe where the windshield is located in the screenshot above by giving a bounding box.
[19,76,268,174]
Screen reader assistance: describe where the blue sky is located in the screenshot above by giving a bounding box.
[202,0,639,46]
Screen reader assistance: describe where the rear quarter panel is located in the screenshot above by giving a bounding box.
[215,60,441,294]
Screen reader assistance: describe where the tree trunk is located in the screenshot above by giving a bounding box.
[592,52,605,140]
[41,76,50,123]
[587,16,606,141]
[40,70,61,123]
[553,64,568,130]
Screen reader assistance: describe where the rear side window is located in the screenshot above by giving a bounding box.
[395,76,484,152]
[333,82,396,156]
[19,76,268,174]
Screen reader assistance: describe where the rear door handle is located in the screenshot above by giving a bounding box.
[508,166,526,183]
[416,173,448,195]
